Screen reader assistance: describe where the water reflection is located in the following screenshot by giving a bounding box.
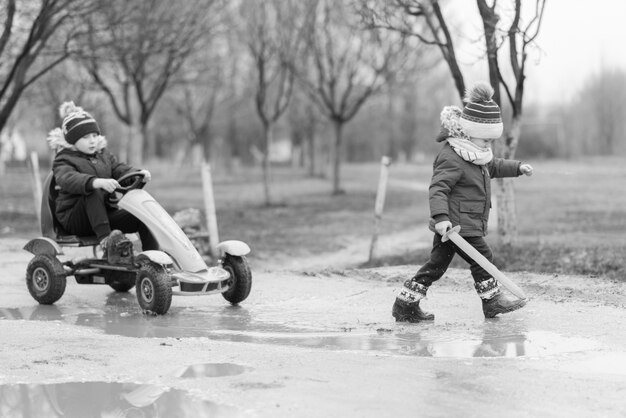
[180,363,250,378]
[0,382,242,418]
[0,297,598,358]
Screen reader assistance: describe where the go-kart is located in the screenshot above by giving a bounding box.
[23,171,252,315]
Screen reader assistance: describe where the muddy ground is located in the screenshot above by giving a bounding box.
[1,236,626,417]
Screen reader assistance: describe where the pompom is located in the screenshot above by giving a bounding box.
[464,82,494,103]
[59,101,84,118]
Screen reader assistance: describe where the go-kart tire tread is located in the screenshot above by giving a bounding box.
[135,262,172,314]
[26,254,67,305]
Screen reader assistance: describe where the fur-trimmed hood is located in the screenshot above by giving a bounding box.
[435,105,471,143]
[46,127,108,154]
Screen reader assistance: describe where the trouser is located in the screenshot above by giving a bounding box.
[410,233,494,287]
[59,189,158,250]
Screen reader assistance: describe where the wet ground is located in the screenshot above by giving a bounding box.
[1,237,626,417]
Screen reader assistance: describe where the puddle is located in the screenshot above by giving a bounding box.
[0,381,242,418]
[181,363,250,378]
[205,329,600,358]
[0,302,601,358]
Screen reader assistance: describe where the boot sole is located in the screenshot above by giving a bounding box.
[484,298,527,318]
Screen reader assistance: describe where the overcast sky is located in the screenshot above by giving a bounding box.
[449,0,626,105]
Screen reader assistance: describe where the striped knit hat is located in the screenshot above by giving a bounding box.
[458,82,503,139]
[59,101,100,145]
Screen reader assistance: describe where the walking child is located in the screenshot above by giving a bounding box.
[47,101,157,259]
[392,82,533,322]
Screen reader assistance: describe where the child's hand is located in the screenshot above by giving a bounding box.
[520,164,533,176]
[139,169,151,183]
[93,178,120,193]
[435,220,452,236]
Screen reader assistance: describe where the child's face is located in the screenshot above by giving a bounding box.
[470,137,495,149]
[74,133,99,154]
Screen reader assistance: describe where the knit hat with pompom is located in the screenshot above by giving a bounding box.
[458,82,503,139]
[59,101,100,145]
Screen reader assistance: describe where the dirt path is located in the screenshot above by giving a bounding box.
[1,236,626,417]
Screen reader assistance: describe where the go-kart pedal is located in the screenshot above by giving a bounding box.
[101,230,133,265]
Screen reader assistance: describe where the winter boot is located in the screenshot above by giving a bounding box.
[392,281,434,322]
[475,278,527,318]
[101,230,133,265]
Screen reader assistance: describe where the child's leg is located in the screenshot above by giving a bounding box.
[410,233,456,287]
[107,209,158,251]
[392,234,456,322]
[453,236,493,283]
[61,190,111,240]
[453,236,526,317]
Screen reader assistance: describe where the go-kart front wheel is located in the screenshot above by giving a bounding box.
[135,263,172,314]
[26,254,67,305]
[221,254,252,305]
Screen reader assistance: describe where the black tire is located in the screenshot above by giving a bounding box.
[109,282,135,292]
[26,255,67,305]
[221,254,252,305]
[135,263,172,314]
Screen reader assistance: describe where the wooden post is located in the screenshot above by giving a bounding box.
[368,156,391,263]
[201,159,220,258]
[29,151,42,226]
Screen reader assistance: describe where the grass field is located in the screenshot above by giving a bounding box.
[2,156,625,280]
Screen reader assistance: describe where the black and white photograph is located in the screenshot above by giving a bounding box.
[1,0,625,416]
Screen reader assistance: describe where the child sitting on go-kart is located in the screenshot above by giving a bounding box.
[46,101,157,261]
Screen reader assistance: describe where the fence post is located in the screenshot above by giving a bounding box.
[29,151,42,226]
[201,159,220,258]
[368,156,391,263]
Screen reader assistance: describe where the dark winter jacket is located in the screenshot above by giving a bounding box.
[428,141,521,237]
[52,148,134,227]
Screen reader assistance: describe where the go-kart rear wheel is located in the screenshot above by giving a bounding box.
[135,263,172,314]
[221,254,252,305]
[26,254,67,305]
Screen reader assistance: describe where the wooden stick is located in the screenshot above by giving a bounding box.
[201,159,220,258]
[368,156,391,263]
[442,225,527,299]
[30,151,42,226]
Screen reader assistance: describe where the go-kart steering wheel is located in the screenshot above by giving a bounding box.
[108,171,146,204]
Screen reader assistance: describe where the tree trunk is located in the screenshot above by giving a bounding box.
[307,130,316,177]
[125,122,143,165]
[141,123,150,163]
[494,115,522,244]
[200,125,212,163]
[386,89,397,159]
[262,122,274,206]
[331,119,344,195]
[118,124,129,164]
[494,177,517,246]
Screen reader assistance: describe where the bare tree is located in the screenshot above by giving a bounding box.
[167,35,234,165]
[237,0,307,206]
[287,89,324,176]
[297,0,408,195]
[364,0,547,244]
[0,0,99,132]
[79,0,222,164]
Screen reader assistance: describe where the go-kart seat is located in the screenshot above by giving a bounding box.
[41,172,100,247]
